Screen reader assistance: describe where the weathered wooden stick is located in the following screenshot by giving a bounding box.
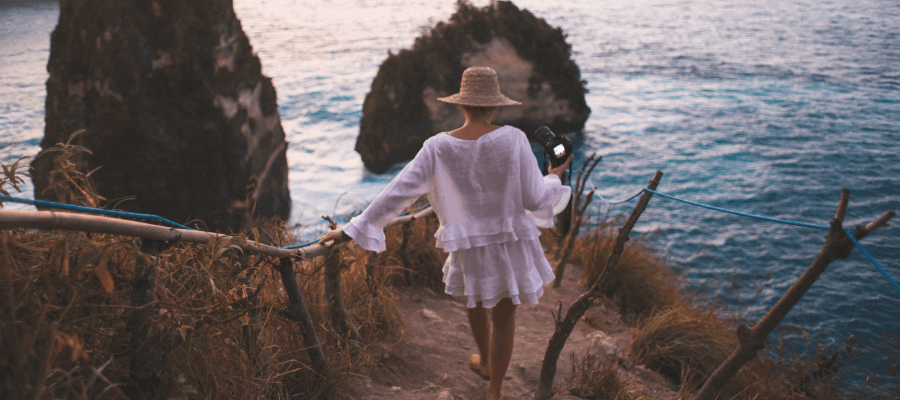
[364,250,379,290]
[535,171,663,400]
[323,248,362,346]
[552,154,602,287]
[0,207,434,260]
[692,190,895,400]
[400,221,413,283]
[275,257,329,383]
[125,239,171,400]
[237,255,264,366]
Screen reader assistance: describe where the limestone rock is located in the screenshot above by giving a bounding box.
[435,389,454,400]
[357,1,590,173]
[587,331,634,369]
[31,0,290,233]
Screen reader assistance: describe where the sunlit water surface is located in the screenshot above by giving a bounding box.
[1,0,898,387]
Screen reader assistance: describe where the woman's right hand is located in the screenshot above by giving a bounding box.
[548,155,572,179]
[319,229,351,248]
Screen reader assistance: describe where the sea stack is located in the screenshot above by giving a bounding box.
[356,1,590,174]
[32,0,291,232]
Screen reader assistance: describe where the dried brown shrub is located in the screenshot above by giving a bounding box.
[630,304,735,393]
[566,352,637,400]
[382,212,447,291]
[0,144,412,399]
[572,218,680,318]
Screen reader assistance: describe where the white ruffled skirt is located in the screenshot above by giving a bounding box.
[442,238,556,309]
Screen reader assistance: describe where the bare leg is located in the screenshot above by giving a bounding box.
[488,297,516,400]
[467,301,490,375]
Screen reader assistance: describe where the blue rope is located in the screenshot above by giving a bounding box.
[642,188,830,230]
[1,194,194,230]
[399,204,430,216]
[625,188,896,294]
[284,239,319,250]
[8,190,895,293]
[844,229,900,293]
[603,189,646,205]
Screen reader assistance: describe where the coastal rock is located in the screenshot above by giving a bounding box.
[31,0,290,232]
[357,1,590,173]
[587,331,634,370]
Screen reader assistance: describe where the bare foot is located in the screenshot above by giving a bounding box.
[468,354,490,380]
[485,390,505,400]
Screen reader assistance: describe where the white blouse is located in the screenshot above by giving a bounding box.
[343,125,571,253]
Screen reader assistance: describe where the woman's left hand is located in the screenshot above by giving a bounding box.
[319,229,351,247]
[548,154,572,178]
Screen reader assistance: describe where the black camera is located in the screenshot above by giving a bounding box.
[534,126,572,168]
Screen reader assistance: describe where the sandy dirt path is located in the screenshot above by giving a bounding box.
[346,263,677,400]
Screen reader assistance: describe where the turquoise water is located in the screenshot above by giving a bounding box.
[1,0,898,387]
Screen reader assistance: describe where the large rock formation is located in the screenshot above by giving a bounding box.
[357,0,590,173]
[31,0,290,232]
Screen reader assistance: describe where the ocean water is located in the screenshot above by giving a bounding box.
[1,0,898,387]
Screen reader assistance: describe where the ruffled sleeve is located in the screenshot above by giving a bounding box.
[518,134,572,228]
[342,141,435,252]
[526,174,571,228]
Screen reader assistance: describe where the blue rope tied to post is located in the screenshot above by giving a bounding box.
[615,188,898,294]
[0,194,194,230]
[844,229,900,293]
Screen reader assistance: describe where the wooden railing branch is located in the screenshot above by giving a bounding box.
[0,207,434,260]
[275,257,330,385]
[552,154,602,287]
[535,171,663,400]
[692,189,895,400]
[125,239,172,400]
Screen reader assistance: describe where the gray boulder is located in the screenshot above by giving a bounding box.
[357,1,590,174]
[31,0,290,233]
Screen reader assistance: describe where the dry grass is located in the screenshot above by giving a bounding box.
[572,218,680,318]
[567,214,897,399]
[630,304,735,393]
[0,140,435,399]
[382,211,447,291]
[566,352,639,400]
[0,215,426,399]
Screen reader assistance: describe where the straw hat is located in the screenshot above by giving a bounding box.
[437,67,521,107]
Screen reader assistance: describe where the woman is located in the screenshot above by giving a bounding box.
[320,66,571,400]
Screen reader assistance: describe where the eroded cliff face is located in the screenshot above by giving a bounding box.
[357,1,590,174]
[32,0,290,232]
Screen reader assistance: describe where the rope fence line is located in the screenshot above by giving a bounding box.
[0,194,194,230]
[642,188,831,230]
[609,187,898,294]
[845,229,900,293]
[1,186,894,293]
[0,195,433,258]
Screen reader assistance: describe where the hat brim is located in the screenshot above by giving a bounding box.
[437,93,521,107]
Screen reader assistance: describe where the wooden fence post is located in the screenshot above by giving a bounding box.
[399,221,413,283]
[125,239,171,400]
[693,190,895,400]
[365,250,379,291]
[237,254,264,366]
[552,154,602,287]
[275,257,330,385]
[535,171,663,400]
[323,248,362,346]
